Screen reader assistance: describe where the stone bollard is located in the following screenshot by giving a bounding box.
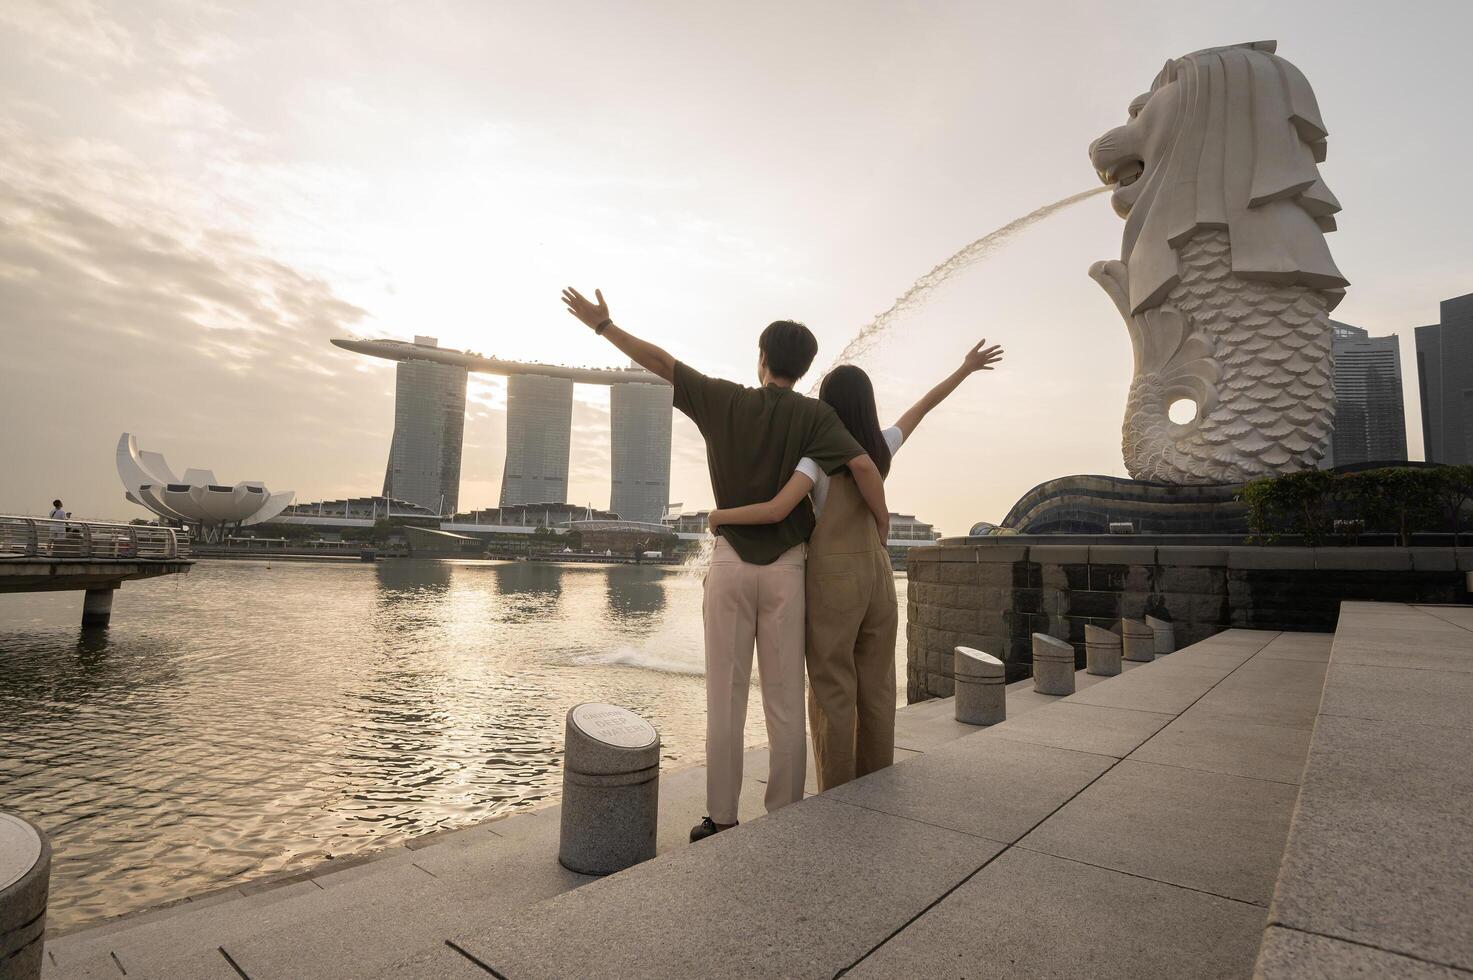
[558,703,660,876]
[0,812,50,980]
[1085,625,1122,676]
[954,646,1006,726]
[1145,615,1175,655]
[1031,633,1076,696]
[1121,618,1155,662]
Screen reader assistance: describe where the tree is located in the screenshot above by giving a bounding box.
[1434,465,1473,547]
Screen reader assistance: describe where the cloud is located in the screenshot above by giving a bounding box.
[0,120,385,517]
[0,0,136,79]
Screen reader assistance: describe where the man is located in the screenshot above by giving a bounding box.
[561,287,889,841]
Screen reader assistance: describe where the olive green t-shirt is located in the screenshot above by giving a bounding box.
[673,361,865,565]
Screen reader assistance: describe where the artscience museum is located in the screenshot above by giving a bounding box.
[116,433,294,540]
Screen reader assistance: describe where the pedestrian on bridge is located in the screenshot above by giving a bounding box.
[48,499,69,554]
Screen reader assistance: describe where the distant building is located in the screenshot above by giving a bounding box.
[660,507,940,557]
[661,509,712,535]
[332,337,672,523]
[888,514,942,545]
[567,519,680,557]
[500,374,574,508]
[1416,293,1473,464]
[610,382,674,523]
[382,336,467,515]
[280,496,439,522]
[1322,321,1407,468]
[403,526,482,558]
[447,502,616,528]
[117,433,294,541]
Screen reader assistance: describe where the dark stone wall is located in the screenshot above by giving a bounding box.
[906,540,1472,702]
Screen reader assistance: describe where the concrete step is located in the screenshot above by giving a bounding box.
[1255,602,1473,977]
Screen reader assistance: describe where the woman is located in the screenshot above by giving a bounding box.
[708,338,1003,790]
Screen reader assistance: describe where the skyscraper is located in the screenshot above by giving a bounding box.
[610,382,673,522]
[500,373,574,507]
[1323,321,1407,468]
[382,336,467,515]
[1416,293,1473,465]
[333,337,672,518]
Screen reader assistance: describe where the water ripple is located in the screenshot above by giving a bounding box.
[0,558,906,929]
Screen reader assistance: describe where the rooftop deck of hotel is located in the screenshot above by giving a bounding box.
[41,602,1473,978]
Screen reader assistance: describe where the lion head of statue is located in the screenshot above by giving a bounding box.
[1088,40,1349,314]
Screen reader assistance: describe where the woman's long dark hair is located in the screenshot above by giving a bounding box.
[819,365,891,478]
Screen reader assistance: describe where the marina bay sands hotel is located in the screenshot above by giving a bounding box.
[331,336,672,523]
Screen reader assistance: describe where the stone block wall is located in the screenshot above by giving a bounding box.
[905,540,1472,702]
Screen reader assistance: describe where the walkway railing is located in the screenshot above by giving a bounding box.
[0,516,190,560]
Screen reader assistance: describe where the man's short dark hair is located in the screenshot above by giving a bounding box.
[758,320,819,382]
[52,499,62,508]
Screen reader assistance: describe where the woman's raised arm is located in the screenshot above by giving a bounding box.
[892,338,1004,440]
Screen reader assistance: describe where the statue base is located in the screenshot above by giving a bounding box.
[1000,475,1249,536]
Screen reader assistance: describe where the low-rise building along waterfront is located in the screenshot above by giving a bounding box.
[445,502,618,529]
[275,495,438,529]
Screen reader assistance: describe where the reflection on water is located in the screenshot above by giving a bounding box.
[0,558,906,930]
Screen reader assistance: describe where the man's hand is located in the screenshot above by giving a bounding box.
[875,514,889,544]
[559,285,677,382]
[961,338,1005,374]
[562,287,610,331]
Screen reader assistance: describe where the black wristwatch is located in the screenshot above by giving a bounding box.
[595,318,612,335]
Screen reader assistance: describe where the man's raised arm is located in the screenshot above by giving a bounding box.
[562,287,675,383]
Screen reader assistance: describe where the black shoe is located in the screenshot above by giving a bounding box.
[689,816,736,842]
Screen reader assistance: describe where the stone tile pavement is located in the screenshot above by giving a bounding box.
[41,610,1472,978]
[40,659,1059,979]
[1257,602,1473,978]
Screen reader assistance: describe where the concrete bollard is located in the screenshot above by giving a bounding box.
[1031,633,1076,696]
[954,646,1006,726]
[0,812,50,980]
[1085,625,1122,676]
[1145,615,1175,655]
[1121,618,1155,662]
[558,703,660,876]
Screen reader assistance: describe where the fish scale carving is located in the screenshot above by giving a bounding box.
[1087,41,1348,485]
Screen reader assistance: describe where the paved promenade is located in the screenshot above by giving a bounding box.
[40,603,1472,978]
[1257,601,1473,977]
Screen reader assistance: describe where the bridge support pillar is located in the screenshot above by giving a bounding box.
[82,586,116,627]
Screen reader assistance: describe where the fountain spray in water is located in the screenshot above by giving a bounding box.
[813,186,1109,384]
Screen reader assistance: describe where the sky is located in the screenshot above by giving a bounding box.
[1,0,1469,535]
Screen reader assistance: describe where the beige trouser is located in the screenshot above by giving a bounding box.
[806,472,899,792]
[702,537,807,825]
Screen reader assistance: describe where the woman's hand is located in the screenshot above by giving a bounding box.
[961,338,1004,374]
[707,510,725,535]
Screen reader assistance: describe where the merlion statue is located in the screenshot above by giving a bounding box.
[1088,40,1349,485]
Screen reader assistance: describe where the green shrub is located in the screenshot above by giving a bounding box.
[1238,465,1471,546]
[1341,468,1441,546]
[1240,469,1334,545]
[1434,465,1473,544]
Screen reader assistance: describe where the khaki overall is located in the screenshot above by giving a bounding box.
[805,471,899,791]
